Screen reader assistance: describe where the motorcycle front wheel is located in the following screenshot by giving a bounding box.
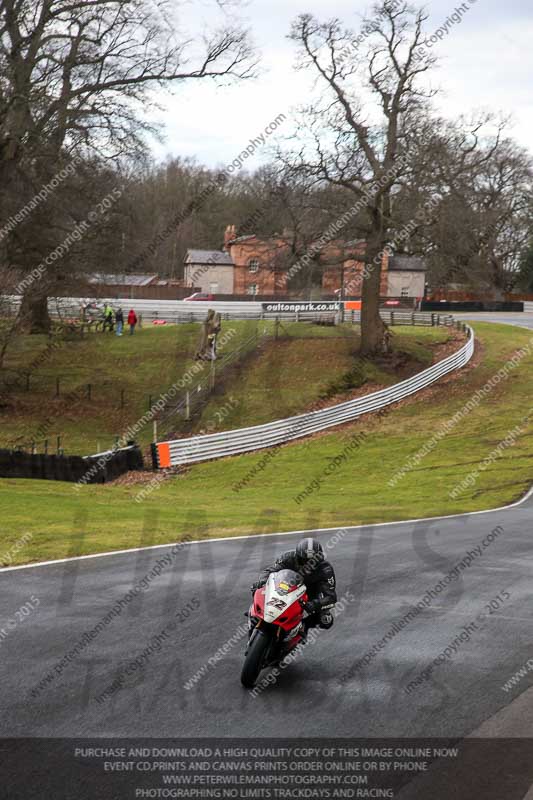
[241,631,271,688]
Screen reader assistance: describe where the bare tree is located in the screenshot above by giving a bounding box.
[287,2,435,353]
[0,0,255,331]
[392,113,532,296]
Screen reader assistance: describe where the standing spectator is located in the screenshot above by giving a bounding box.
[103,303,114,332]
[127,308,137,335]
[115,308,124,336]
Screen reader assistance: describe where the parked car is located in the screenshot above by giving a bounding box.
[183,292,215,301]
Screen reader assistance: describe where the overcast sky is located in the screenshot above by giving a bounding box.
[148,0,533,169]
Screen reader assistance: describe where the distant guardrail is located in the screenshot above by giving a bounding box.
[152,322,474,468]
[1,296,455,325]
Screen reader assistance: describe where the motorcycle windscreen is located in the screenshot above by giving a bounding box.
[273,569,304,595]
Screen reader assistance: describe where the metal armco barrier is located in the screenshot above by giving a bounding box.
[153,325,475,468]
[1,297,454,324]
[524,302,533,313]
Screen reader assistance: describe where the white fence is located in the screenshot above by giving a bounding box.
[524,302,533,313]
[153,325,474,468]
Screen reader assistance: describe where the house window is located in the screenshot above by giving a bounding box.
[401,287,409,298]
[248,284,258,296]
[248,259,259,272]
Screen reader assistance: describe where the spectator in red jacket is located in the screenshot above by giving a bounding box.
[127,308,137,335]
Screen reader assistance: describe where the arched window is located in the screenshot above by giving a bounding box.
[248,258,259,272]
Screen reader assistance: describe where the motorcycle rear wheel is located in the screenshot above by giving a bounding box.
[241,632,270,688]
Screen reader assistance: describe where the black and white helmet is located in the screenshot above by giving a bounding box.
[295,538,324,571]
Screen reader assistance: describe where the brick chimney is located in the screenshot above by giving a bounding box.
[224,224,237,250]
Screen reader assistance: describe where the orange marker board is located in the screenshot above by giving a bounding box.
[157,443,171,468]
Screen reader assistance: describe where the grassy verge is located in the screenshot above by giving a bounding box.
[2,322,532,566]
[191,323,451,432]
[0,320,258,453]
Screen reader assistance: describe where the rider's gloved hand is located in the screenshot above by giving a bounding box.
[303,600,319,614]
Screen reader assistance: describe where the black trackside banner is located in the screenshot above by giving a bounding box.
[262,302,341,313]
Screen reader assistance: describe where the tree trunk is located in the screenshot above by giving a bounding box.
[19,293,51,334]
[360,238,387,355]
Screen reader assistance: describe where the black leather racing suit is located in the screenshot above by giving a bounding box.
[257,550,337,630]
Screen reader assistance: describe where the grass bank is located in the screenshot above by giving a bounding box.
[2,322,531,566]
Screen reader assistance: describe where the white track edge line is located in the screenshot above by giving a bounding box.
[1,485,532,574]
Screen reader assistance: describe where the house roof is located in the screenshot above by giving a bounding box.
[185,249,233,265]
[88,273,158,286]
[389,256,426,272]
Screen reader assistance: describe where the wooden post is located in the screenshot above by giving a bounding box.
[431,313,435,326]
[57,435,61,455]
[185,390,190,421]
[153,420,158,442]
[31,441,36,455]
[210,361,216,391]
[391,311,395,327]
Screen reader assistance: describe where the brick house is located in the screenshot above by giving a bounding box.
[320,240,390,297]
[224,224,289,296]
[184,249,234,295]
[184,225,425,298]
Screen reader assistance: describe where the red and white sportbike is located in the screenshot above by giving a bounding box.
[241,569,308,688]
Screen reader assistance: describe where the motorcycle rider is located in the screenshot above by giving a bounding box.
[252,538,337,633]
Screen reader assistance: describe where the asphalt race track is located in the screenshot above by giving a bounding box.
[1,491,533,743]
[454,311,533,330]
[1,315,533,743]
